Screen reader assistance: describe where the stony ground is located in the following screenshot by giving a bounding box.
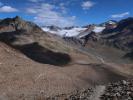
[0,42,132,100]
[45,79,133,100]
[0,16,133,100]
[101,79,133,100]
[46,88,93,100]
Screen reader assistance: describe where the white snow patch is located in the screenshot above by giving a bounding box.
[42,27,87,37]
[93,26,105,33]
[42,27,58,34]
[60,28,87,37]
[108,21,116,25]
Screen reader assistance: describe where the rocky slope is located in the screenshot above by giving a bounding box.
[0,16,132,100]
[0,16,76,66]
[82,18,133,51]
[0,39,129,100]
[46,79,133,100]
[63,18,133,62]
[101,79,133,100]
[0,16,70,52]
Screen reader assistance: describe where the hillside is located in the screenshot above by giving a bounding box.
[61,18,133,63]
[0,16,132,100]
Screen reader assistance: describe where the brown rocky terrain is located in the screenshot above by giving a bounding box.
[0,16,132,100]
[101,79,133,100]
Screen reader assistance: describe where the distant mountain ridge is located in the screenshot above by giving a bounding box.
[88,17,133,51]
[61,17,133,60]
[42,25,86,37]
[0,16,132,58]
[62,18,133,51]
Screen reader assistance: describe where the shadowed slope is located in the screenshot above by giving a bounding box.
[15,42,71,66]
[0,16,73,66]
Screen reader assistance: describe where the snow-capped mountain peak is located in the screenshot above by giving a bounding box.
[42,26,87,37]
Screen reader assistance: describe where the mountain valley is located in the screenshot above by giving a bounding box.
[0,16,133,100]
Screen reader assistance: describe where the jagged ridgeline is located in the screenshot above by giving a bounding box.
[0,16,72,52]
[0,16,42,32]
[0,16,73,66]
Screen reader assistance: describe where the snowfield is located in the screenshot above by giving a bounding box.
[42,26,105,38]
[42,27,87,37]
[93,26,105,33]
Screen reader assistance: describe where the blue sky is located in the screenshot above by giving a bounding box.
[0,0,133,27]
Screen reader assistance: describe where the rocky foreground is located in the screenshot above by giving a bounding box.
[101,79,133,100]
[46,88,93,100]
[45,79,133,100]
